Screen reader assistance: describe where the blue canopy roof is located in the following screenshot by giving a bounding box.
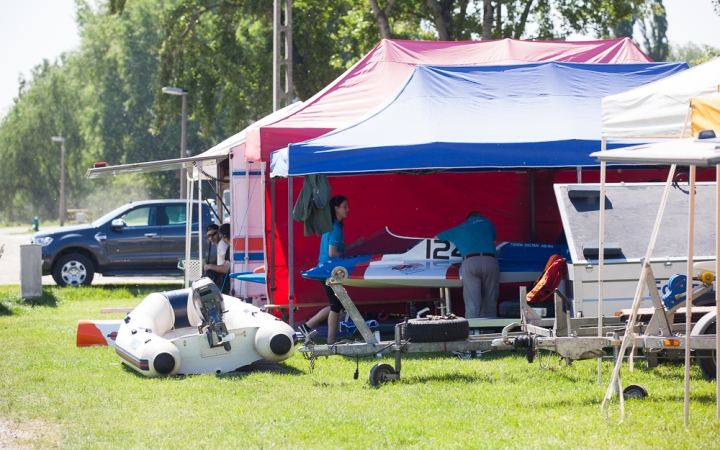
[271,62,687,177]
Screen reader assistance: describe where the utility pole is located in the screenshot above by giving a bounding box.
[51,136,66,226]
[273,0,293,111]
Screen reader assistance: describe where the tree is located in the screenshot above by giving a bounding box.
[639,0,668,62]
[0,59,86,222]
[363,1,654,42]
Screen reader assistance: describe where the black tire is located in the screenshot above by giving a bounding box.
[623,384,648,400]
[52,253,95,287]
[403,316,469,342]
[691,312,716,380]
[499,299,556,318]
[369,363,395,386]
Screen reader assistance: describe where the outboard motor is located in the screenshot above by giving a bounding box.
[192,278,234,351]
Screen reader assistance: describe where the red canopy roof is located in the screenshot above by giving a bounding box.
[245,38,651,161]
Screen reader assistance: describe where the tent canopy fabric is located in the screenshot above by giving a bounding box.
[691,92,720,137]
[246,38,652,162]
[591,137,720,166]
[602,58,720,139]
[271,62,687,177]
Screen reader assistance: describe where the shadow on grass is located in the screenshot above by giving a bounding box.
[118,358,302,379]
[401,371,494,385]
[0,287,60,316]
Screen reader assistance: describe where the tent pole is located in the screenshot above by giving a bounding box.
[261,163,269,302]
[716,164,719,420]
[197,168,203,292]
[244,163,250,298]
[597,139,606,384]
[288,176,294,327]
[576,166,582,183]
[269,177,276,305]
[529,170,535,242]
[185,174,194,288]
[684,164,696,426]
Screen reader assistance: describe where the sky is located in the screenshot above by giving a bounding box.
[1,0,720,118]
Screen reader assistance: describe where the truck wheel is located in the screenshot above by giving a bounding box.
[691,311,716,380]
[403,316,469,342]
[53,253,95,287]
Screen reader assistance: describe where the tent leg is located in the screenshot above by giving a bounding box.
[716,164,719,420]
[597,139,607,384]
[269,177,276,305]
[684,165,696,426]
[288,177,294,328]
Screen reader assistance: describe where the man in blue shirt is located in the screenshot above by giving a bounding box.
[436,211,499,318]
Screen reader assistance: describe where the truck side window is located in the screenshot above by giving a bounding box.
[165,205,198,225]
[121,207,155,227]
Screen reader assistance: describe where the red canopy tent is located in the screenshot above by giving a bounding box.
[245,38,651,160]
[243,38,655,319]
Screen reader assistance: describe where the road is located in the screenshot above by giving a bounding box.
[0,226,182,286]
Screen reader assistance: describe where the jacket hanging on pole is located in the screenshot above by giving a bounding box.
[292,174,332,236]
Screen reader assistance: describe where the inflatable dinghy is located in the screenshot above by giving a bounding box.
[114,278,296,377]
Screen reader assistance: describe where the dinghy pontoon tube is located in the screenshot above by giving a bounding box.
[114,278,296,377]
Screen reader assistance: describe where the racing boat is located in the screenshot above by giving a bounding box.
[302,228,570,288]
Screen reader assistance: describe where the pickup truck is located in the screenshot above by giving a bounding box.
[31,200,215,286]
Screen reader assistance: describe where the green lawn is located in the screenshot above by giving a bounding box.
[1,284,719,449]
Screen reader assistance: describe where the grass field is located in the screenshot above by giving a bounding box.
[1,284,719,449]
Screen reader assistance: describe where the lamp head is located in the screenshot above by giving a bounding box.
[162,87,187,96]
[51,136,65,143]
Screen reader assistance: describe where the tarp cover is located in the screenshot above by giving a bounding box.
[247,38,652,161]
[602,58,720,138]
[691,92,720,137]
[273,62,687,177]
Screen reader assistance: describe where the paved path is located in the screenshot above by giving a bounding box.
[0,227,181,286]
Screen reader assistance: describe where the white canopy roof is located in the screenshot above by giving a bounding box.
[86,102,303,179]
[591,135,720,166]
[602,58,720,139]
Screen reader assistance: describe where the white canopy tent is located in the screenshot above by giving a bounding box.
[592,58,720,390]
[602,58,720,139]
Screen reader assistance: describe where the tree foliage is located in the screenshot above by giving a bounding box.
[1,0,710,224]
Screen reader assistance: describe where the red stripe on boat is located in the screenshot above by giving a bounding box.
[350,256,382,279]
[446,263,461,280]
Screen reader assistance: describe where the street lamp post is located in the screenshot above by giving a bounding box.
[162,87,188,199]
[51,136,66,226]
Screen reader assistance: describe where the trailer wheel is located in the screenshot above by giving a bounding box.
[369,363,395,386]
[691,311,717,380]
[623,384,648,400]
[403,316,469,342]
[499,299,555,319]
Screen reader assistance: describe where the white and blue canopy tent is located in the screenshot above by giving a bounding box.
[271,62,688,177]
[269,61,688,324]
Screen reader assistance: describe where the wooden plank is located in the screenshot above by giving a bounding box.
[100,308,134,314]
